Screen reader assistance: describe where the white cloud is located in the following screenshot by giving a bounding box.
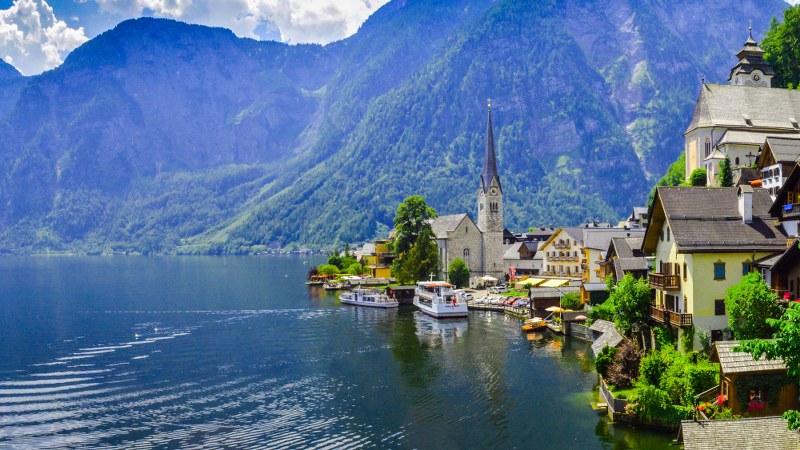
[0,0,89,75]
[92,0,390,44]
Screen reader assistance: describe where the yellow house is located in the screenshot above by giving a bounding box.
[359,240,396,278]
[539,227,584,278]
[644,186,787,350]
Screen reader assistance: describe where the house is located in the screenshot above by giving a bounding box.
[599,236,650,282]
[430,104,504,278]
[625,206,649,229]
[756,136,800,197]
[643,186,787,349]
[528,284,579,319]
[503,241,541,277]
[581,227,646,302]
[710,341,800,417]
[539,227,584,278]
[755,237,800,301]
[684,31,800,186]
[768,163,800,237]
[680,416,800,450]
[358,240,396,278]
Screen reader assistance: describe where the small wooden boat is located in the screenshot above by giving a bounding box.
[521,317,547,332]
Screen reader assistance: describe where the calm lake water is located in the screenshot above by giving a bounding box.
[0,256,674,449]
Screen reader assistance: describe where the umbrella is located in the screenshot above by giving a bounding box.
[481,276,498,282]
[574,315,588,320]
[545,306,565,312]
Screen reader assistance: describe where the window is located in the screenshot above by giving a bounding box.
[711,330,723,342]
[705,138,711,158]
[660,229,664,241]
[683,262,688,281]
[715,299,726,315]
[735,157,740,166]
[463,249,470,267]
[714,262,726,280]
[666,226,670,241]
[742,261,751,275]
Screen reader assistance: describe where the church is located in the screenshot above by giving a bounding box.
[431,103,505,279]
[685,27,800,187]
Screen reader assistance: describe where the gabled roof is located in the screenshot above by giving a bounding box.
[430,214,473,239]
[582,228,645,251]
[609,237,644,259]
[644,187,787,253]
[769,163,800,217]
[680,416,799,450]
[759,136,800,169]
[503,242,525,260]
[710,340,787,374]
[770,239,800,273]
[540,227,585,250]
[686,84,800,133]
[718,130,775,147]
[590,320,624,357]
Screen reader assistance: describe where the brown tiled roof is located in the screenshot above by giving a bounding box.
[710,340,787,374]
[681,416,799,450]
[645,187,787,253]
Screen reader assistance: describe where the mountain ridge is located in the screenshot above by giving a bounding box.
[0,0,789,254]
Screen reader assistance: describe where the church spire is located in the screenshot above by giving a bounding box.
[481,99,501,193]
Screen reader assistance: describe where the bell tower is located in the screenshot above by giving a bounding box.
[477,99,504,277]
[728,25,774,88]
[478,99,503,233]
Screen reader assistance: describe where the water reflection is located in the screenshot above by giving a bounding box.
[413,312,468,346]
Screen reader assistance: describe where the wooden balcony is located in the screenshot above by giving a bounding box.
[649,273,680,290]
[650,304,692,327]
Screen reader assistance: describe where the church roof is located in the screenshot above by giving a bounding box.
[430,214,469,239]
[481,105,501,193]
[686,84,800,133]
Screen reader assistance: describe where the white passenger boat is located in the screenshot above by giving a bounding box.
[339,287,398,308]
[413,281,468,318]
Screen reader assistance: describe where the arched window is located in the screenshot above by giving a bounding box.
[735,157,740,166]
[463,249,470,267]
[704,138,711,158]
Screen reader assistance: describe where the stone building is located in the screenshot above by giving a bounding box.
[432,103,504,278]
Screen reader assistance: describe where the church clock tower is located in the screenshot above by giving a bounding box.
[477,100,504,277]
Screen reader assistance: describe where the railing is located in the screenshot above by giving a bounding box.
[694,384,720,404]
[650,304,692,327]
[554,242,571,249]
[649,272,680,290]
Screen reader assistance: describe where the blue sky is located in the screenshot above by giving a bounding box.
[0,0,390,75]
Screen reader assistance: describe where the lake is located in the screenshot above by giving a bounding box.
[0,256,674,448]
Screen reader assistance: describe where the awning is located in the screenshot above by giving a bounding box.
[541,278,569,288]
[517,277,546,287]
[481,276,498,281]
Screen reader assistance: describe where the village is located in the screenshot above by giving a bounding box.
[308,30,800,448]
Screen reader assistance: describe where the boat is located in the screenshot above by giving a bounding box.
[413,281,468,319]
[339,286,399,308]
[521,317,547,332]
[323,280,350,291]
[305,275,331,286]
[414,311,467,345]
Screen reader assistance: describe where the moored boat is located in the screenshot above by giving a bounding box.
[521,317,547,332]
[413,281,468,319]
[323,281,350,291]
[340,287,399,308]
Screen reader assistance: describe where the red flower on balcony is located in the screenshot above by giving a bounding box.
[717,394,726,405]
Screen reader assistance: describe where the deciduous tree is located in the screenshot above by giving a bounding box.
[725,272,781,339]
[448,258,470,288]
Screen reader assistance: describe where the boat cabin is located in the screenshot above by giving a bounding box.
[416,282,456,302]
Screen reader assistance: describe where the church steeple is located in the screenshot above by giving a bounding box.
[728,25,774,87]
[481,99,501,193]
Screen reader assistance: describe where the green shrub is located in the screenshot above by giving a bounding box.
[560,291,582,310]
[318,264,340,275]
[640,349,668,386]
[689,168,707,186]
[595,345,617,379]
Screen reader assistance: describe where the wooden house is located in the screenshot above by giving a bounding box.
[710,341,799,417]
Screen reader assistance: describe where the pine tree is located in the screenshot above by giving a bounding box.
[719,156,733,187]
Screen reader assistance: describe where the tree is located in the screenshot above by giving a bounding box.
[607,339,642,389]
[393,195,437,255]
[739,302,800,429]
[609,273,651,336]
[391,196,439,283]
[762,6,800,89]
[347,262,367,276]
[560,291,582,311]
[448,258,470,288]
[318,264,339,275]
[689,168,707,187]
[725,272,781,339]
[718,156,733,187]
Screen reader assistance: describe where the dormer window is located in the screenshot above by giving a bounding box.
[742,114,753,126]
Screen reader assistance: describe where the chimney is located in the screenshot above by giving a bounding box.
[738,185,753,224]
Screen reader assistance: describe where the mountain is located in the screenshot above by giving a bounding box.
[0,0,789,254]
[0,59,20,80]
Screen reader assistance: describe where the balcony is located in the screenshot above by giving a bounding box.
[554,242,571,249]
[650,305,693,327]
[649,273,680,290]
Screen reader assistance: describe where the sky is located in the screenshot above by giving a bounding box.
[0,0,391,75]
